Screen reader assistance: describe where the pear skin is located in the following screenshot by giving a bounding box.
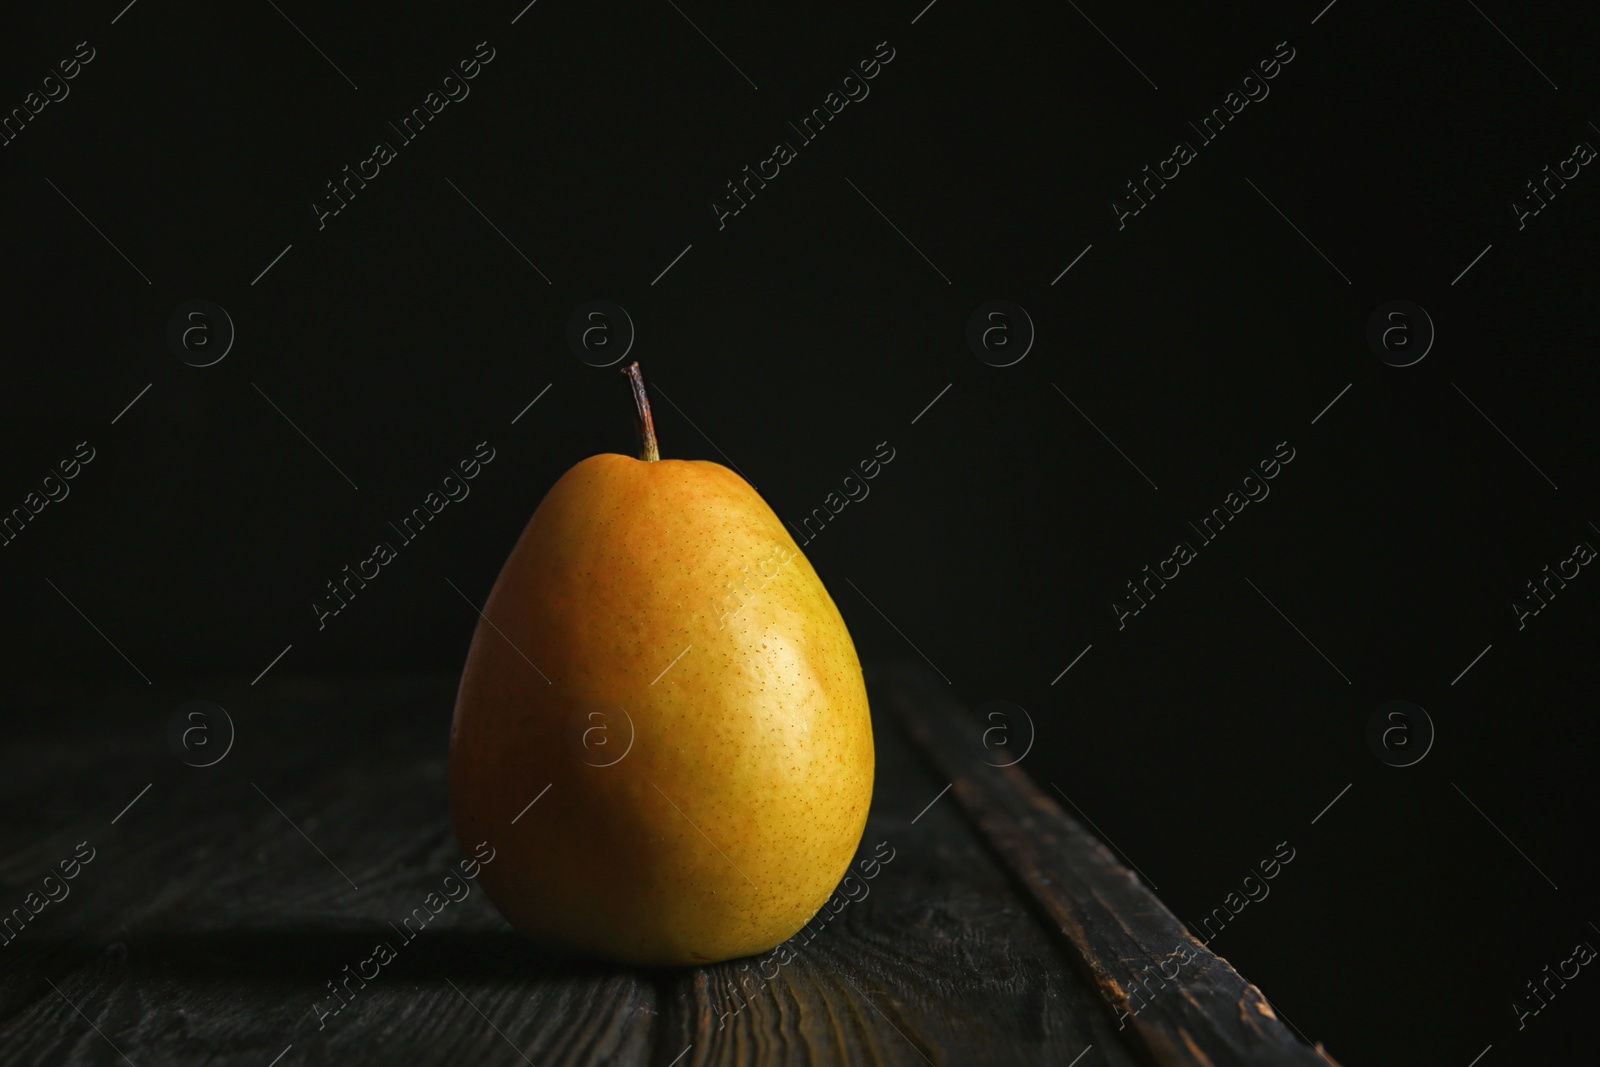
[449,422,875,966]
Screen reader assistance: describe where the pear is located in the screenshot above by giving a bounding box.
[449,363,875,965]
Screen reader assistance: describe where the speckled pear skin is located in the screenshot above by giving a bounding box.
[448,453,875,966]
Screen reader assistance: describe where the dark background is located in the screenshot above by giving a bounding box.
[3,1,1597,1063]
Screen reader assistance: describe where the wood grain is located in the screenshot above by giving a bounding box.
[0,678,656,1066]
[0,669,1336,1065]
[873,661,1343,1067]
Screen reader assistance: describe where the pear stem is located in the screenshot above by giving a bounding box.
[622,361,660,462]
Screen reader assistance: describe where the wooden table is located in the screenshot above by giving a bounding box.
[0,663,1338,1065]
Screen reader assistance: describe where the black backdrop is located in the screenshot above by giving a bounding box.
[3,1,1598,1063]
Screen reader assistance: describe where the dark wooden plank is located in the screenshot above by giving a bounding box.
[3,668,1327,1065]
[0,678,658,1066]
[873,661,1342,1067]
[3,932,658,1066]
[656,692,1143,1066]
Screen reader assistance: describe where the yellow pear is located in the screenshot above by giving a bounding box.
[448,363,875,965]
